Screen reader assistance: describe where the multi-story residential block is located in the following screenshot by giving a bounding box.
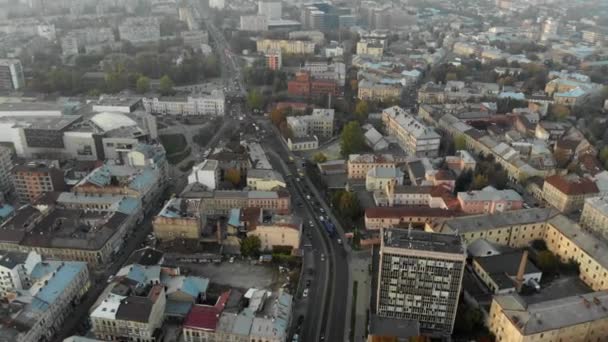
[289,30,325,44]
[457,186,523,214]
[356,41,383,56]
[0,59,25,91]
[580,196,608,235]
[256,39,315,55]
[365,167,404,191]
[118,17,160,44]
[153,198,201,241]
[286,108,334,139]
[11,160,66,204]
[240,210,301,253]
[347,154,396,179]
[357,80,401,101]
[0,258,90,342]
[187,159,219,190]
[247,169,286,191]
[265,49,282,70]
[200,190,290,215]
[181,30,209,50]
[0,250,40,299]
[0,145,13,195]
[542,175,599,213]
[258,0,282,19]
[376,228,465,337]
[0,195,141,266]
[382,106,441,157]
[142,91,225,116]
[364,206,460,230]
[489,291,608,342]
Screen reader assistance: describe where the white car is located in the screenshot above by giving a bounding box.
[302,289,309,298]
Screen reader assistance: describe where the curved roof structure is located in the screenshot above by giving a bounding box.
[89,112,137,132]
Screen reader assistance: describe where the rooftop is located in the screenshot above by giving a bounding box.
[458,186,523,202]
[440,208,558,234]
[382,228,465,255]
[474,252,541,290]
[584,196,608,216]
[545,175,599,196]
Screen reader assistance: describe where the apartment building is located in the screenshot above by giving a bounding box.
[580,196,608,235]
[265,49,282,70]
[287,71,340,97]
[356,41,384,56]
[542,175,599,213]
[118,17,160,44]
[287,136,318,151]
[11,160,66,204]
[153,198,201,241]
[243,213,302,253]
[240,15,268,31]
[256,39,315,54]
[376,228,466,337]
[489,291,608,342]
[457,186,523,214]
[445,150,476,175]
[0,258,90,342]
[200,190,290,215]
[382,106,441,157]
[0,59,25,91]
[364,207,459,230]
[142,91,225,116]
[347,154,396,179]
[187,159,219,190]
[0,250,40,299]
[357,80,401,101]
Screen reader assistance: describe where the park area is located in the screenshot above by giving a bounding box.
[159,133,191,164]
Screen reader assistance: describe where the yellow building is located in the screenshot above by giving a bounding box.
[256,39,315,54]
[246,169,286,191]
[247,216,301,254]
[357,80,401,101]
[489,291,608,342]
[347,154,396,179]
[153,198,201,241]
[356,41,383,56]
[542,175,599,213]
[581,196,608,235]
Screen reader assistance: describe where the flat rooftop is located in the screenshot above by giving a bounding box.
[382,228,465,255]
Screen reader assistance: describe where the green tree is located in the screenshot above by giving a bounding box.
[312,152,328,163]
[247,89,263,110]
[354,100,369,122]
[224,168,241,187]
[240,236,262,257]
[599,146,608,164]
[550,104,571,121]
[537,250,558,272]
[136,75,150,94]
[471,174,489,190]
[340,121,366,157]
[159,75,175,96]
[454,134,467,150]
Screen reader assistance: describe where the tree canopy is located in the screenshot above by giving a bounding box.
[340,121,366,157]
[136,75,150,94]
[240,236,262,257]
[159,75,175,96]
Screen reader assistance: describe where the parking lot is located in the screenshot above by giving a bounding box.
[179,260,287,290]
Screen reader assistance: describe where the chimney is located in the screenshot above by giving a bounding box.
[515,250,529,293]
[216,221,222,244]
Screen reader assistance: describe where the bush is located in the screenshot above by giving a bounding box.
[160,134,187,154]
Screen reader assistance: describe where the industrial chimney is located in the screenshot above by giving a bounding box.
[515,250,529,293]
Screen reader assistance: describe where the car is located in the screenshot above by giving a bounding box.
[229,256,235,263]
[305,279,311,287]
[306,195,311,200]
[320,208,325,213]
[319,216,325,221]
[337,238,342,245]
[320,254,325,261]
[297,315,304,326]
[309,220,314,226]
[302,288,309,298]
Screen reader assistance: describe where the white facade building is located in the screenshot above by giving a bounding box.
[258,0,282,19]
[142,91,225,116]
[188,159,220,190]
[118,17,160,44]
[209,0,225,9]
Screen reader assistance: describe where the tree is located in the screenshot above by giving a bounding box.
[331,190,361,221]
[278,121,293,139]
[136,75,150,94]
[312,152,328,163]
[247,89,263,110]
[599,146,608,164]
[340,121,366,157]
[454,169,473,193]
[354,100,369,122]
[549,104,571,121]
[224,168,241,187]
[471,174,489,190]
[454,134,467,150]
[537,250,558,272]
[240,236,261,257]
[159,75,175,96]
[270,108,286,127]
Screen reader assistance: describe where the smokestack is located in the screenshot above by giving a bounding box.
[515,250,529,293]
[216,221,222,244]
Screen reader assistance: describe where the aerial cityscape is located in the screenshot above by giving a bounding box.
[0,0,607,341]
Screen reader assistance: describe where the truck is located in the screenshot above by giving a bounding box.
[322,220,336,238]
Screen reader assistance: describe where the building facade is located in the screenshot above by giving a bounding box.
[11,161,66,203]
[256,39,315,54]
[347,154,396,179]
[580,196,608,236]
[143,92,225,116]
[0,59,25,91]
[382,106,441,157]
[376,228,465,337]
[542,175,599,213]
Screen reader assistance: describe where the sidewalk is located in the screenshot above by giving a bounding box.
[350,250,372,342]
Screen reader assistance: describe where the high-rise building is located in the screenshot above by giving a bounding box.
[0,59,25,91]
[265,49,282,70]
[0,146,13,196]
[258,0,282,20]
[11,160,66,204]
[376,227,465,337]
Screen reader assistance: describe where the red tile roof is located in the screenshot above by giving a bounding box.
[183,305,221,331]
[544,175,599,196]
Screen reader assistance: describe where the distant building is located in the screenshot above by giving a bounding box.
[11,160,66,204]
[256,39,315,55]
[382,106,441,157]
[356,41,383,56]
[265,49,282,70]
[142,91,225,116]
[209,0,225,9]
[287,136,318,151]
[358,79,401,101]
[0,146,13,196]
[286,108,334,139]
[376,228,465,337]
[580,196,608,236]
[187,159,220,190]
[542,175,599,213]
[366,167,404,191]
[287,71,339,97]
[181,30,209,50]
[240,15,268,32]
[200,190,290,215]
[347,154,396,179]
[0,59,25,91]
[247,169,286,191]
[258,0,282,19]
[445,150,476,175]
[118,17,160,44]
[153,198,201,241]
